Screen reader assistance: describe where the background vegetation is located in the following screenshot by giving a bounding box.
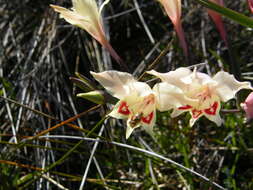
[1,0,253,189]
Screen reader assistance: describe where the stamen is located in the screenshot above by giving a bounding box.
[144,94,155,106]
[192,109,202,119]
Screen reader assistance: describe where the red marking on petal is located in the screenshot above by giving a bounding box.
[192,109,202,119]
[204,101,219,115]
[118,101,130,115]
[141,112,154,124]
[178,105,192,110]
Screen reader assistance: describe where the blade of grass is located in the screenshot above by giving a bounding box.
[37,135,226,190]
[195,0,253,28]
[79,120,107,189]
[18,140,84,189]
[0,95,97,135]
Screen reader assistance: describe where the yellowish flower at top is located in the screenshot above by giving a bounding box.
[50,0,123,65]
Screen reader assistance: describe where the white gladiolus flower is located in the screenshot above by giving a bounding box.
[148,68,252,126]
[91,71,157,139]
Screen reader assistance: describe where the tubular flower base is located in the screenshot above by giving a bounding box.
[157,0,188,57]
[50,0,123,65]
[148,68,252,126]
[207,0,228,45]
[241,92,253,121]
[91,71,157,139]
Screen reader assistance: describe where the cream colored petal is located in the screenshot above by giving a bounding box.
[158,0,181,23]
[129,81,153,97]
[141,110,156,137]
[50,4,102,41]
[90,71,136,99]
[124,94,155,117]
[99,0,110,16]
[171,108,188,118]
[51,5,88,23]
[124,94,143,114]
[72,0,104,37]
[189,111,204,127]
[125,125,135,139]
[213,71,253,102]
[153,82,198,112]
[190,116,200,127]
[203,100,222,126]
[73,0,99,19]
[147,68,191,89]
[181,70,213,85]
[126,120,141,139]
[204,114,222,126]
[126,126,134,139]
[108,100,130,119]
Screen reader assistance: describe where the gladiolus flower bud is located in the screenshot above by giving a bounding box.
[207,0,228,45]
[248,0,253,13]
[241,92,253,121]
[157,0,188,57]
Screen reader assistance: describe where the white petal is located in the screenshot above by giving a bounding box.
[147,68,191,89]
[204,114,222,126]
[129,81,153,97]
[213,71,253,102]
[190,117,199,127]
[99,0,110,16]
[189,110,203,126]
[125,125,135,139]
[51,5,88,24]
[203,100,222,126]
[171,108,188,118]
[153,82,198,111]
[141,111,156,137]
[50,4,101,41]
[109,100,130,119]
[126,119,141,139]
[181,70,213,85]
[73,0,99,20]
[90,71,136,99]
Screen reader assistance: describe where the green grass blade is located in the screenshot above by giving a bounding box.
[195,0,253,28]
